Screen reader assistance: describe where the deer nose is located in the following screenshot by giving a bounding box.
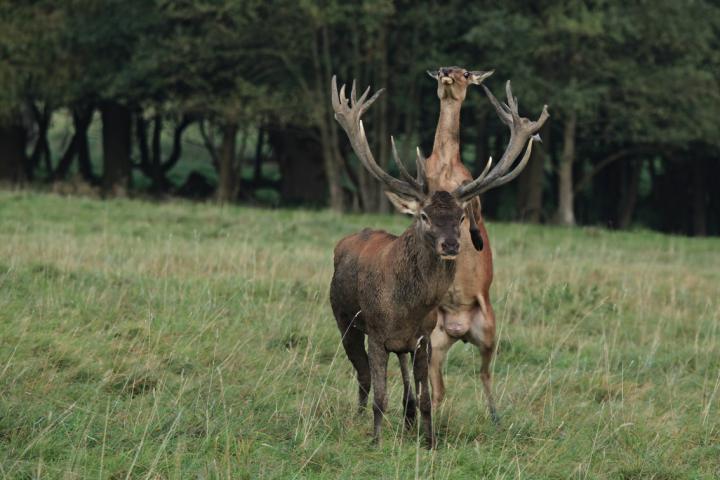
[441,238,459,254]
[441,68,451,76]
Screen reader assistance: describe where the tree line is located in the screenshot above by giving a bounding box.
[1,1,718,235]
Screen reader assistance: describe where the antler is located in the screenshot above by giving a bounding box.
[453,81,549,200]
[331,75,425,200]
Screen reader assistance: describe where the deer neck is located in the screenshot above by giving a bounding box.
[393,225,456,305]
[431,99,463,169]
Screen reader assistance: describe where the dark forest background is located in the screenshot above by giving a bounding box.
[1,0,719,235]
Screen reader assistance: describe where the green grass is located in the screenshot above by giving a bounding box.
[0,191,719,479]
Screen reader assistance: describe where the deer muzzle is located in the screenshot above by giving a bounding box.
[439,238,460,259]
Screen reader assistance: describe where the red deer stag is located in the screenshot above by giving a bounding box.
[328,76,538,448]
[424,66,549,422]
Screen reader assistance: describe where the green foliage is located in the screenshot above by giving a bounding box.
[465,0,720,145]
[0,1,719,231]
[0,1,65,116]
[1,192,719,477]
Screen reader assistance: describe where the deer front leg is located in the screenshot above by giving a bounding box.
[429,324,458,408]
[397,353,416,429]
[367,339,389,445]
[413,337,435,449]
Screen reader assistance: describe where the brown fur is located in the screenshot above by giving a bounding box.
[330,191,464,448]
[425,67,499,421]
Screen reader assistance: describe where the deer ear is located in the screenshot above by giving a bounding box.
[469,70,494,85]
[464,204,484,251]
[426,69,439,81]
[385,192,421,216]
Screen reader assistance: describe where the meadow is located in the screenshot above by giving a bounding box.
[0,191,719,479]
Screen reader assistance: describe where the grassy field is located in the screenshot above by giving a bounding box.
[0,191,719,479]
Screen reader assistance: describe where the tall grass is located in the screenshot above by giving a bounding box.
[0,191,718,478]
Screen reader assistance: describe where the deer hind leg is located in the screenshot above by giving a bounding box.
[480,344,499,424]
[397,353,416,429]
[338,319,371,414]
[429,323,459,408]
[412,337,435,448]
[467,297,499,424]
[367,339,389,445]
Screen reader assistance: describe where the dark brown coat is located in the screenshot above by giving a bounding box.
[330,191,464,448]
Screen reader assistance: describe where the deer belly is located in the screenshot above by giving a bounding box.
[384,337,417,353]
[382,312,436,353]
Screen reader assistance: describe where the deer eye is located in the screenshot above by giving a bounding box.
[464,71,470,78]
[420,212,429,222]
[460,214,466,223]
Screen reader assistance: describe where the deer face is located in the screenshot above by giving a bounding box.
[386,191,466,260]
[427,66,494,102]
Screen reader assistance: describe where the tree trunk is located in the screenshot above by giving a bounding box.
[269,126,326,205]
[150,114,164,191]
[375,23,390,214]
[101,101,132,194]
[54,106,94,182]
[616,159,642,229]
[356,159,378,211]
[314,27,345,212]
[480,125,505,218]
[691,158,707,237]
[54,129,79,180]
[216,120,239,203]
[253,125,265,183]
[29,103,52,179]
[555,111,577,226]
[474,113,488,178]
[76,107,95,183]
[161,116,191,174]
[516,122,549,223]
[0,121,27,184]
[52,107,95,183]
[135,114,151,176]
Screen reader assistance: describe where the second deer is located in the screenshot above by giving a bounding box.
[424,66,549,421]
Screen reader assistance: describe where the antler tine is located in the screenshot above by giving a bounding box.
[391,136,421,190]
[331,75,340,111]
[479,138,535,194]
[453,81,549,201]
[506,81,520,118]
[357,85,371,105]
[505,81,516,113]
[331,75,422,200]
[360,89,384,116]
[477,155,493,181]
[482,84,512,125]
[415,147,427,191]
[536,104,550,128]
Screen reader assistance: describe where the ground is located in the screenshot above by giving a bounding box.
[0,191,718,479]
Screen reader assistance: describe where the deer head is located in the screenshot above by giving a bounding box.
[384,190,466,259]
[427,66,494,102]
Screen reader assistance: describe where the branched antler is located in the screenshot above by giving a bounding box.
[332,76,425,200]
[453,81,549,200]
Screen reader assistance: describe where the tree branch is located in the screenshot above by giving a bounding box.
[199,120,219,169]
[162,115,193,173]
